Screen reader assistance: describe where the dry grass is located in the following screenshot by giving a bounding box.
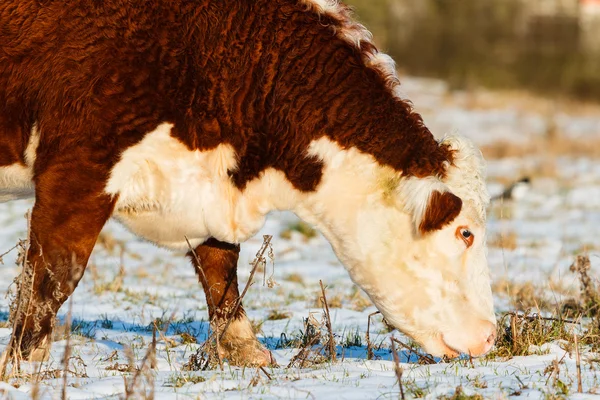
[569,255,600,318]
[489,255,600,359]
[512,282,551,311]
[487,231,518,251]
[309,291,343,309]
[439,386,484,400]
[443,85,600,117]
[266,310,291,321]
[348,286,372,312]
[487,312,572,359]
[481,135,600,161]
[283,273,305,285]
[280,221,317,241]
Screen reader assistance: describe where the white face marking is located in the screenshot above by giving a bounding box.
[0,124,39,202]
[298,136,494,357]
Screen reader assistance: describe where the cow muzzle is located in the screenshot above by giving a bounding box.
[440,319,497,357]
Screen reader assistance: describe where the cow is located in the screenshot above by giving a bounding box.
[0,0,495,367]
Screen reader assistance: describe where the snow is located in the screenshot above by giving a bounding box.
[1,78,600,398]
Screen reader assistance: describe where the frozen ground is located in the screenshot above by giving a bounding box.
[0,78,600,399]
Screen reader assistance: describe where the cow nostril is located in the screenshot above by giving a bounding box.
[486,329,497,344]
[479,320,497,346]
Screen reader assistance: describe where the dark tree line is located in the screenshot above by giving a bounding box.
[347,0,600,101]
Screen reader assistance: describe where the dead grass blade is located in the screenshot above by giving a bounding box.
[575,331,582,393]
[319,280,336,362]
[219,235,272,344]
[366,311,381,361]
[390,337,405,400]
[391,338,436,365]
[123,317,173,399]
[1,211,34,381]
[570,255,600,317]
[61,296,74,400]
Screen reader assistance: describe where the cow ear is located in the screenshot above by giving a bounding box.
[418,190,462,235]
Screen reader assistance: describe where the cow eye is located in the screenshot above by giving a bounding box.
[455,226,474,247]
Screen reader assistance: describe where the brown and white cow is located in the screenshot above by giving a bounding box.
[0,0,495,366]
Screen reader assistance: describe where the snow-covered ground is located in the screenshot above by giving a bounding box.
[1,78,600,399]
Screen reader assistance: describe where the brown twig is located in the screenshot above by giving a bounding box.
[219,235,272,343]
[259,366,272,380]
[504,311,579,325]
[575,332,582,393]
[511,313,518,355]
[468,351,475,369]
[390,337,405,400]
[391,338,436,365]
[287,317,323,369]
[61,296,74,400]
[125,316,173,397]
[0,242,20,264]
[1,211,34,380]
[319,280,336,362]
[366,311,381,361]
[151,324,157,370]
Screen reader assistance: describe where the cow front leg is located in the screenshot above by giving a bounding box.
[8,157,115,361]
[189,238,274,367]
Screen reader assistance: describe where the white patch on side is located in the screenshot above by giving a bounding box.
[0,124,39,202]
[105,123,304,249]
[299,0,402,99]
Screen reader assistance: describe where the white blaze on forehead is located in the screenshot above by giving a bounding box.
[0,124,39,202]
[441,135,490,221]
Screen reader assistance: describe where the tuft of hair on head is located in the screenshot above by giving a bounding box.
[398,176,463,236]
[440,135,490,221]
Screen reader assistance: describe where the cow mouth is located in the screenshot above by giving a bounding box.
[439,335,460,358]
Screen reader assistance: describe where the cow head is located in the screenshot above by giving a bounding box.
[300,135,495,358]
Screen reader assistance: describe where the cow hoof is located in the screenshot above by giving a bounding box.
[28,346,50,362]
[219,341,276,367]
[255,346,276,367]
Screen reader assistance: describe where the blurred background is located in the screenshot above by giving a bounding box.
[346,0,600,101]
